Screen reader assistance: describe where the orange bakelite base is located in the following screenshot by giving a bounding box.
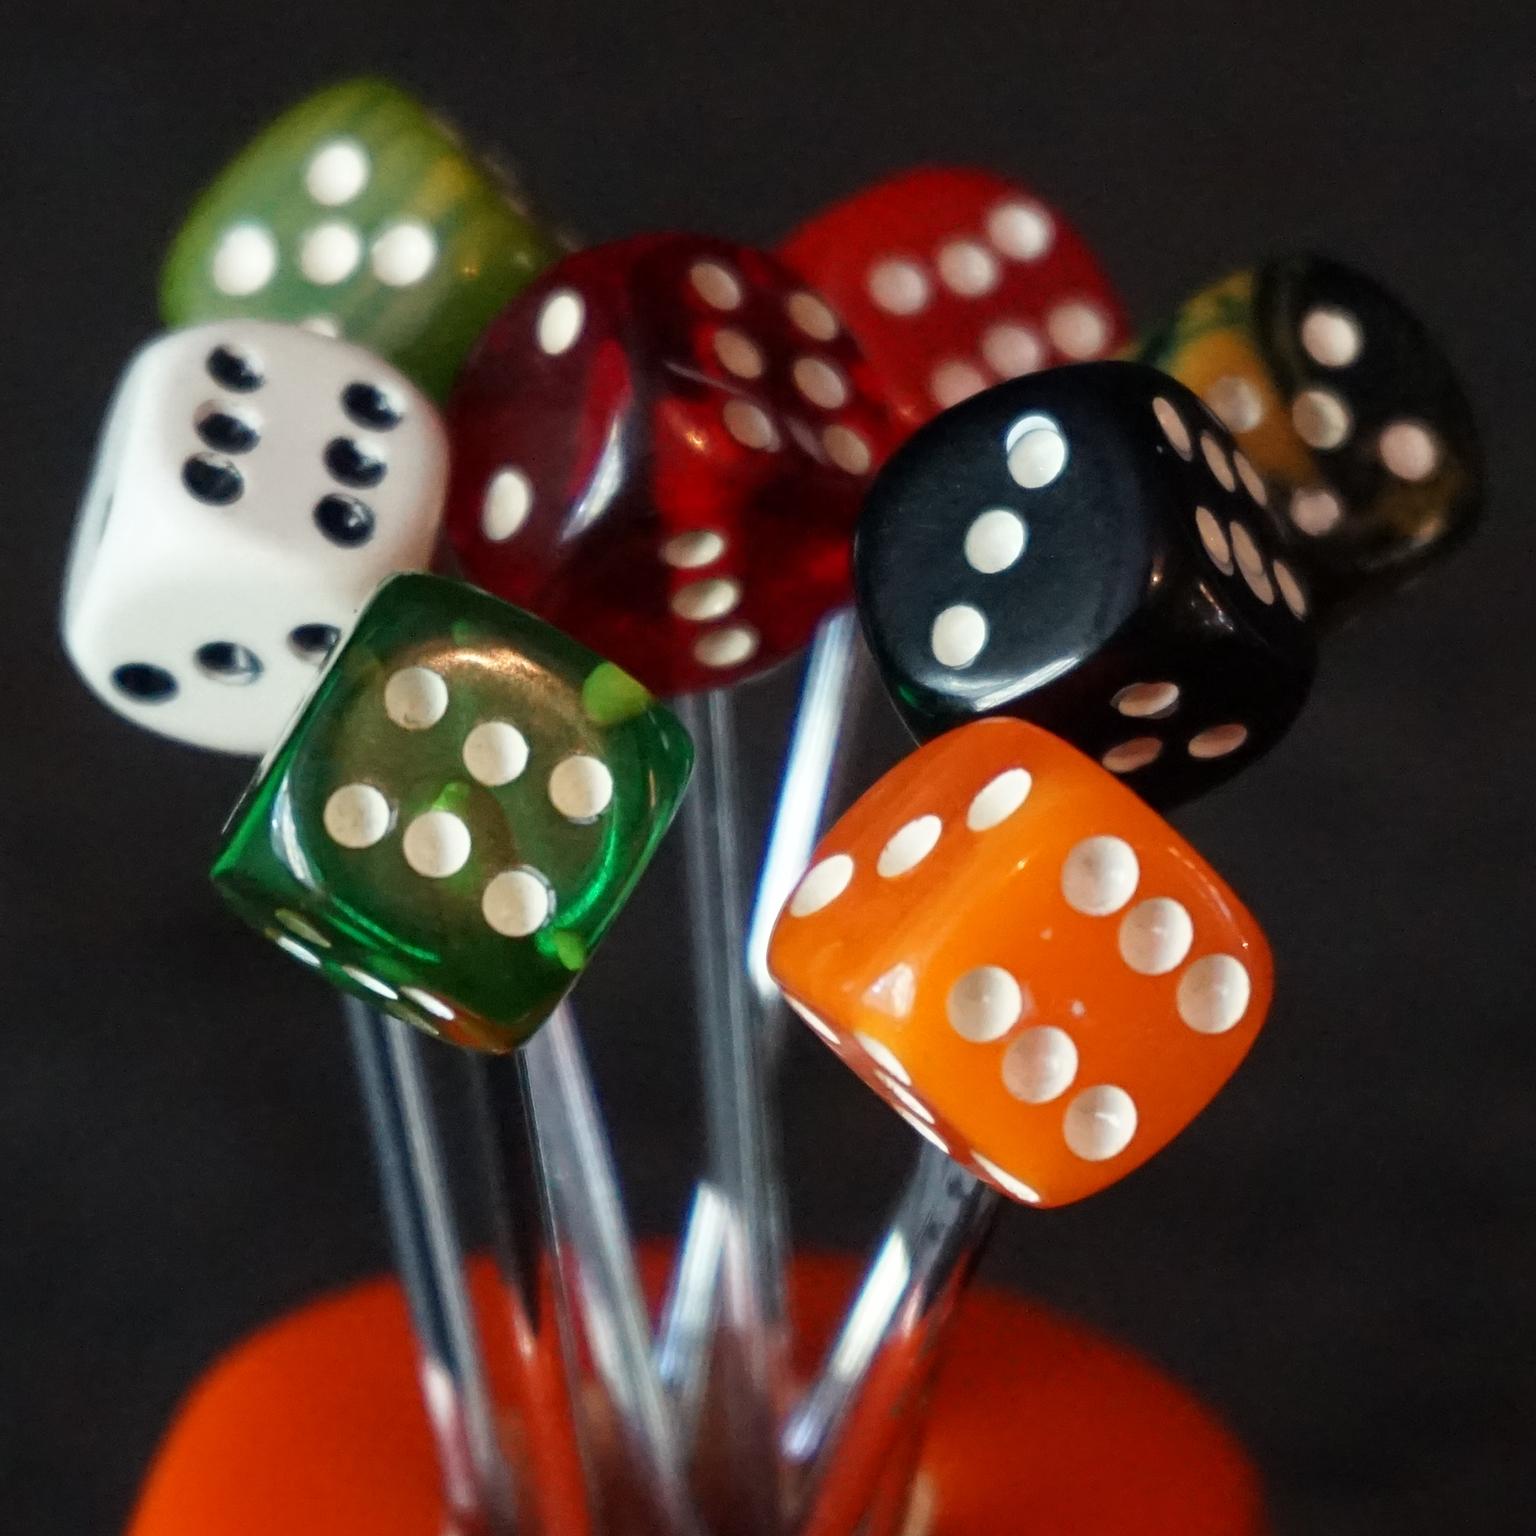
[126,1247,1267,1536]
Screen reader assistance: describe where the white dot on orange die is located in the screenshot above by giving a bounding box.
[1061,836,1139,916]
[1101,737,1162,774]
[946,965,1024,1042]
[930,360,988,410]
[789,854,855,917]
[689,260,743,311]
[965,768,1032,831]
[1045,301,1110,359]
[1118,897,1194,975]
[931,604,987,669]
[981,322,1044,379]
[402,810,472,879]
[370,222,437,287]
[1177,953,1252,1033]
[936,240,1000,297]
[482,467,533,541]
[877,815,943,878]
[300,221,363,285]
[986,200,1054,262]
[786,290,840,340]
[1063,1085,1137,1161]
[788,997,840,1044]
[482,867,554,937]
[212,223,278,296]
[963,509,1027,574]
[867,258,930,315]
[855,1032,911,1084]
[1001,1025,1078,1104]
[793,355,850,410]
[1299,305,1363,368]
[306,139,371,205]
[548,755,613,823]
[323,783,392,849]
[536,289,584,354]
[972,1152,1043,1204]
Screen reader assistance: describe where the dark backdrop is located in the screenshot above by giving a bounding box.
[2,3,1533,1533]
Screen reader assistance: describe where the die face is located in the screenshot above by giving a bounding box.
[161,78,561,399]
[1140,256,1481,614]
[211,573,693,1052]
[768,718,1272,1207]
[62,321,446,755]
[445,234,894,695]
[780,168,1129,431]
[855,362,1316,807]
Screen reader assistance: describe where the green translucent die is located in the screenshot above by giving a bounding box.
[161,78,561,398]
[211,573,693,1052]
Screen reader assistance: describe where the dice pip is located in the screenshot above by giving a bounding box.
[212,573,693,1053]
[62,321,447,755]
[855,361,1316,808]
[1139,254,1481,615]
[444,234,896,696]
[161,78,561,398]
[781,167,1129,430]
[768,718,1272,1207]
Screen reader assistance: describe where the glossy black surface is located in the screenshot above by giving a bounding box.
[855,362,1317,807]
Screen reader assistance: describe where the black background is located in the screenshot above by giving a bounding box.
[2,4,1533,1533]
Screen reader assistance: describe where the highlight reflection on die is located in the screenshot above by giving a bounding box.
[768,718,1272,1208]
[1140,253,1482,616]
[61,321,447,755]
[212,573,694,1053]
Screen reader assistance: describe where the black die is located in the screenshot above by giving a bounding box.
[854,361,1317,808]
[1141,254,1482,617]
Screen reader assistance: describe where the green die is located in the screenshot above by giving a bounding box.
[212,573,693,1052]
[161,78,561,399]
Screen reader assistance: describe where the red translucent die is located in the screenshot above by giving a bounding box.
[445,236,896,696]
[781,167,1130,431]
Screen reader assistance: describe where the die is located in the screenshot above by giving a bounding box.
[161,78,561,399]
[444,234,896,695]
[780,167,1129,431]
[767,718,1272,1207]
[854,361,1316,808]
[1139,255,1481,615]
[62,320,447,755]
[211,572,693,1053]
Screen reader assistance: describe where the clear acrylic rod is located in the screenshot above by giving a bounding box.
[782,1147,999,1536]
[343,999,519,1536]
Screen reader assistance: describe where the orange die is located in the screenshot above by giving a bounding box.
[768,717,1272,1207]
